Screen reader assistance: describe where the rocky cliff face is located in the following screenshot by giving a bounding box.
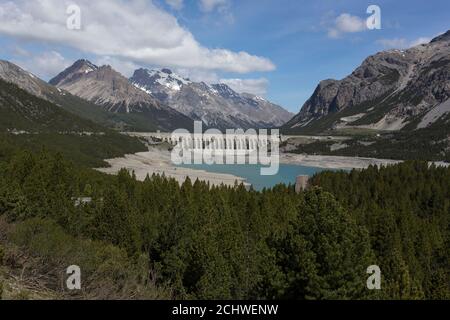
[130,68,293,130]
[284,30,450,134]
[50,60,194,131]
[50,61,166,113]
[0,60,60,99]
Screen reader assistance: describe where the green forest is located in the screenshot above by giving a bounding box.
[0,144,448,299]
[0,133,146,168]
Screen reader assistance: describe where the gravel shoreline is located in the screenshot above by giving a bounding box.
[97,148,248,187]
[280,153,402,170]
[96,147,413,187]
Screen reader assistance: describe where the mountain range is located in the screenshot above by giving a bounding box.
[49,60,194,132]
[130,68,293,130]
[283,30,450,135]
[50,60,292,131]
[0,59,167,132]
[0,59,292,133]
[0,29,449,158]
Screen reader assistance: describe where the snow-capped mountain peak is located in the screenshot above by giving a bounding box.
[49,59,98,87]
[129,67,294,130]
[49,60,194,131]
[133,68,191,92]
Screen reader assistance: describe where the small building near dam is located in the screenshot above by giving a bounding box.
[295,175,310,193]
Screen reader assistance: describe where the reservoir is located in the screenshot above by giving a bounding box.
[180,163,334,191]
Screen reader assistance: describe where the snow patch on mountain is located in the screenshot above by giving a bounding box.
[144,68,191,91]
[133,83,152,95]
[129,67,293,130]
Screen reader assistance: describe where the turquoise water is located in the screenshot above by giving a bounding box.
[180,163,330,191]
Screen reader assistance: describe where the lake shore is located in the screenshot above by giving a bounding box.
[97,146,409,186]
[280,153,402,170]
[97,147,248,187]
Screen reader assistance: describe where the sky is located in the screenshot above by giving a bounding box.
[0,0,448,113]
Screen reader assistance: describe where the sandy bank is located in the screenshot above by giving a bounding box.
[97,145,447,187]
[280,153,402,170]
[97,148,248,187]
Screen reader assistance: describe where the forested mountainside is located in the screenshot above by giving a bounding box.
[310,162,449,299]
[287,111,450,162]
[0,78,103,133]
[0,144,448,299]
[0,79,146,167]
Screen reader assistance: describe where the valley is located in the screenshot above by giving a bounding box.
[0,1,448,302]
[95,134,404,191]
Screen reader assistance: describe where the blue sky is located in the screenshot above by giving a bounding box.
[0,0,448,113]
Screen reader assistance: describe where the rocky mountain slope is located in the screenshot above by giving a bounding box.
[283,30,450,134]
[0,60,60,100]
[1,59,291,132]
[130,68,293,130]
[50,60,194,132]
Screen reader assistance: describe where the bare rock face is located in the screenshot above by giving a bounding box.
[49,59,98,88]
[50,61,163,112]
[284,30,450,133]
[0,60,58,99]
[50,60,194,131]
[130,68,293,130]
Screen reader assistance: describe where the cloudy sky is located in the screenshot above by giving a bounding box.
[0,0,448,112]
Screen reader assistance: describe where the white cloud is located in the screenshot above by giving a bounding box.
[377,37,432,49]
[95,56,140,77]
[199,0,234,24]
[328,13,367,38]
[199,0,228,12]
[409,37,432,47]
[13,50,70,80]
[219,78,269,97]
[376,38,408,49]
[0,0,274,74]
[165,0,183,11]
[175,68,219,84]
[10,45,31,57]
